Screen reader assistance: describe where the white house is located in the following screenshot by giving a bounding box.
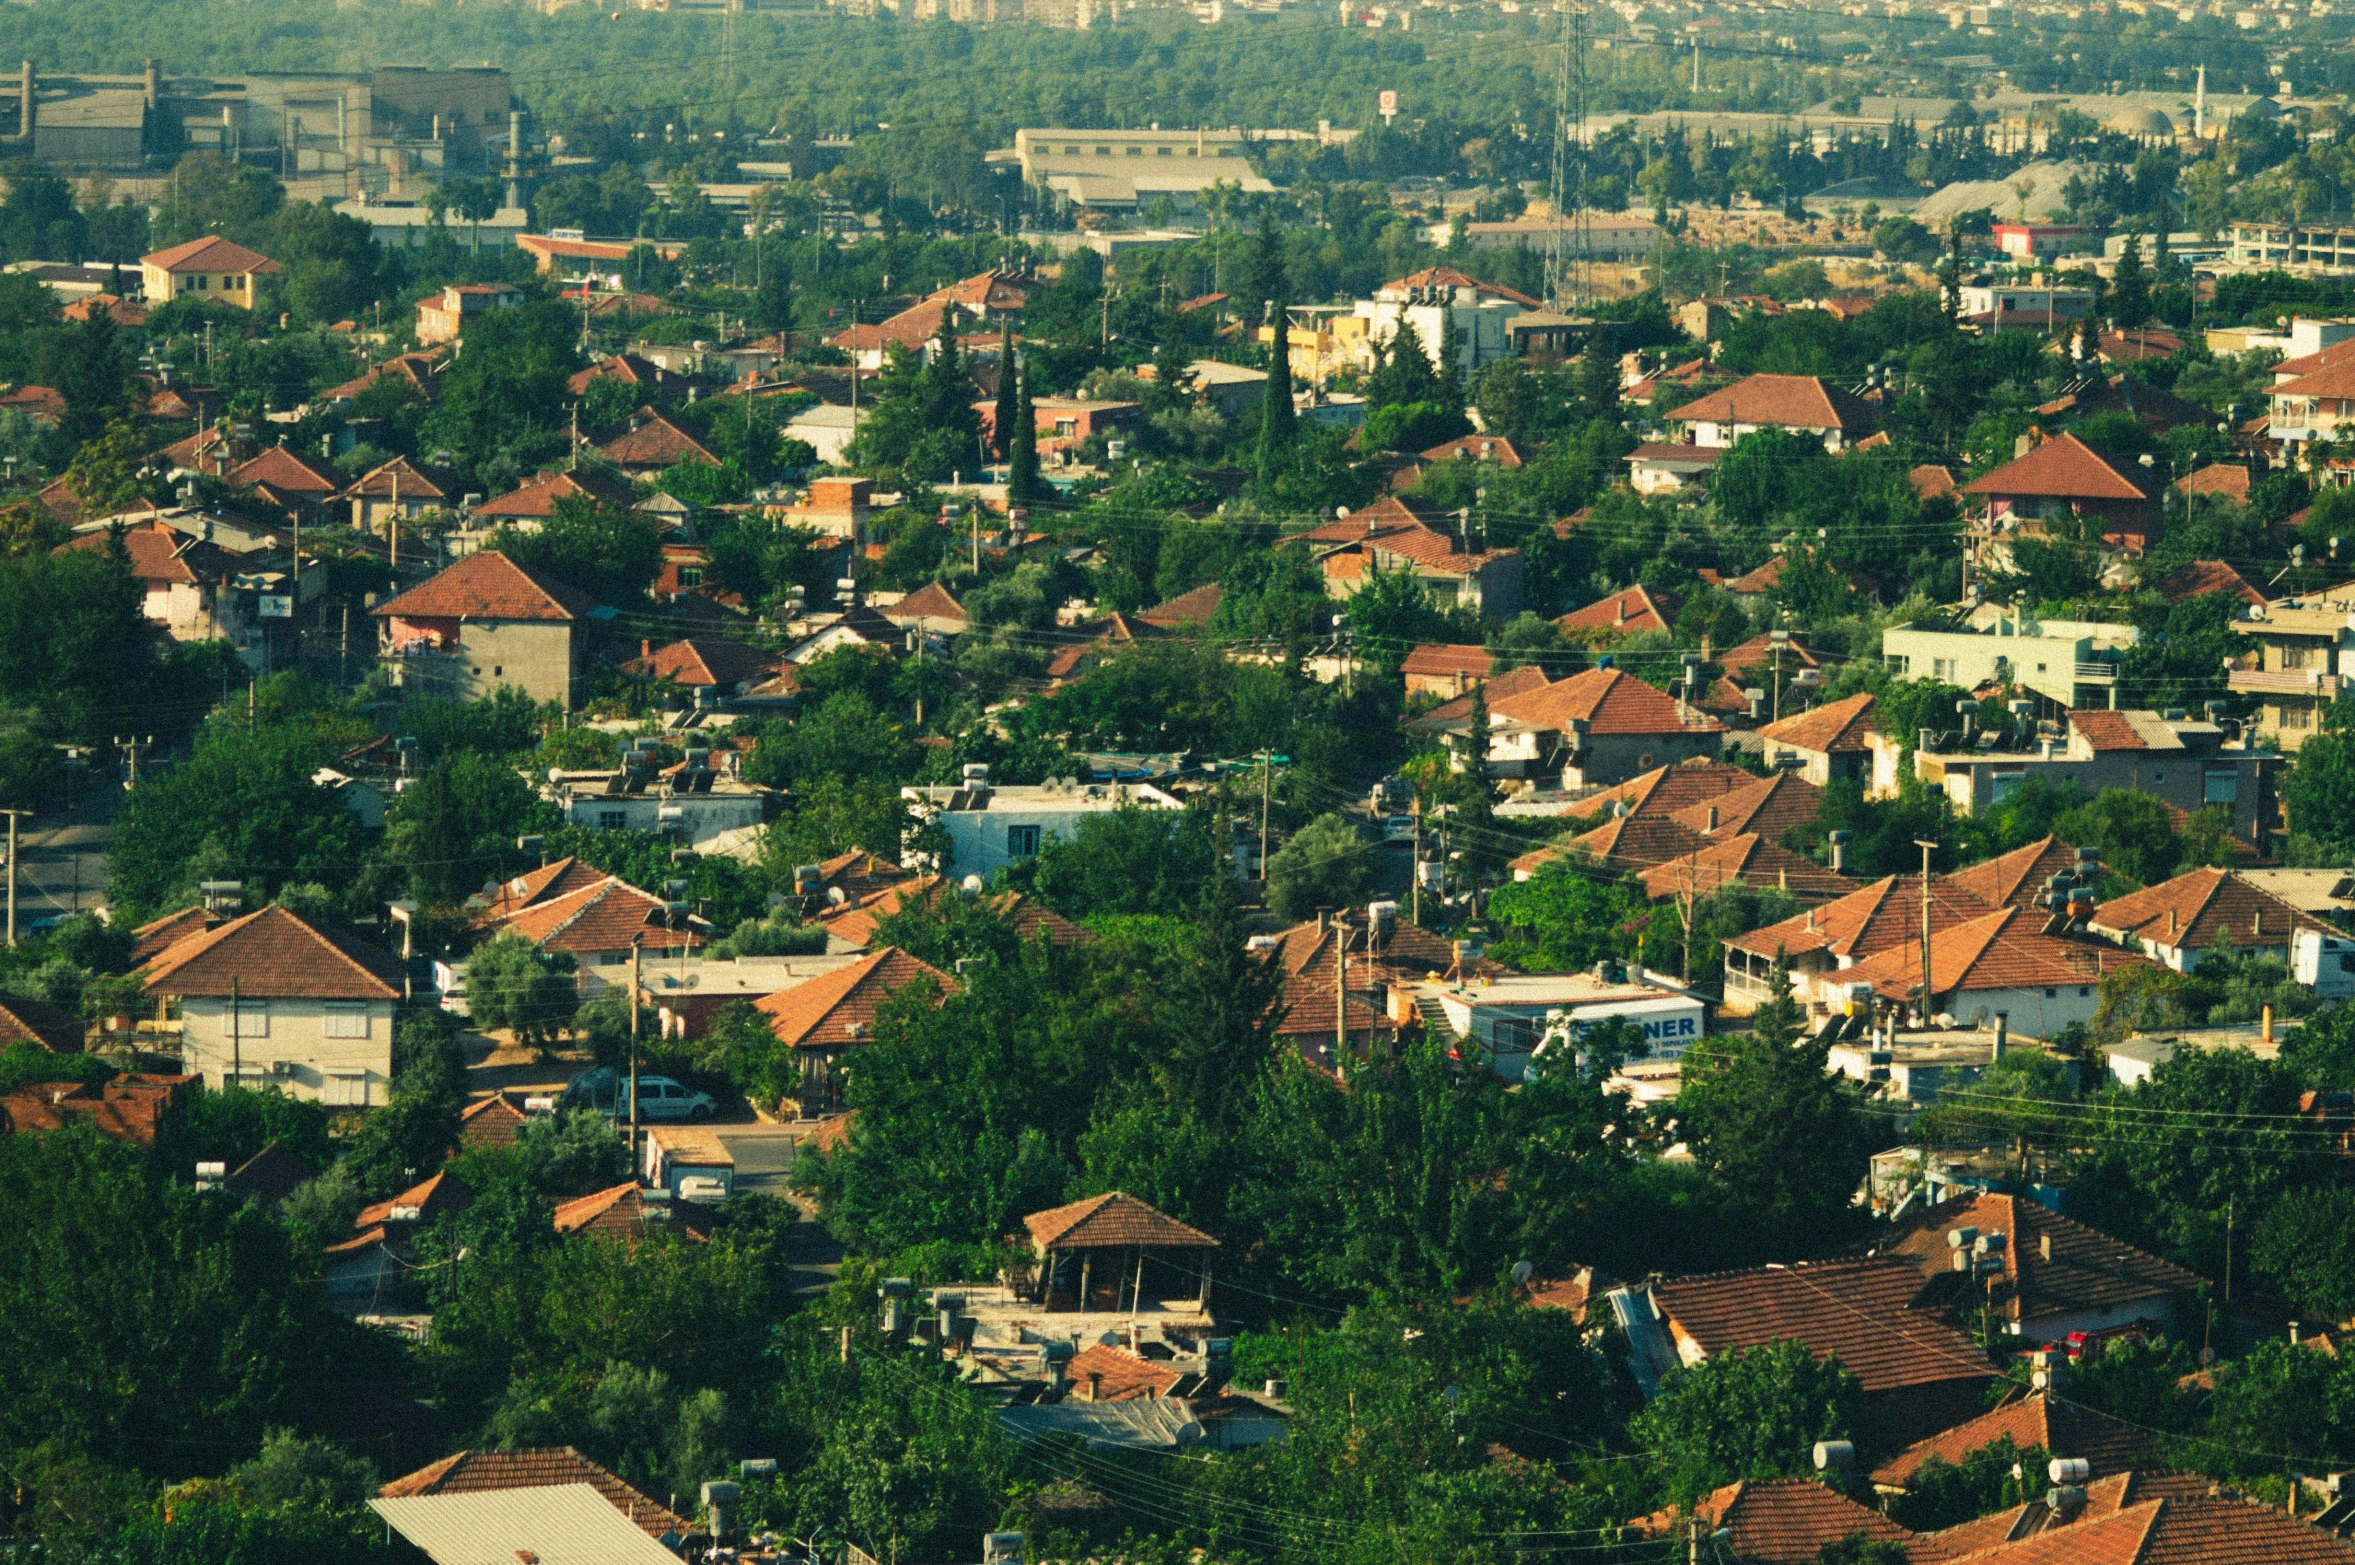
[140,904,405,1104]
[902,771,1182,881]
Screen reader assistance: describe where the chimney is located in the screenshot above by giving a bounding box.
[2040,1232,2052,1262]
[1992,1011,2008,1062]
[1705,805,1718,832]
[1316,909,1328,935]
[641,638,651,660]
[1701,632,1712,663]
[1084,1371,1102,1401]
[2292,1321,2303,1345]
[142,58,159,109]
[1806,906,1817,930]
[2264,1004,2275,1047]
[16,61,30,143]
[1615,596,1626,627]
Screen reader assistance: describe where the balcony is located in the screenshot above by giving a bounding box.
[2228,667,2342,697]
[2074,662,2120,682]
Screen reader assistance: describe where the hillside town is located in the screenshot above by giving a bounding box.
[21,0,2355,1558]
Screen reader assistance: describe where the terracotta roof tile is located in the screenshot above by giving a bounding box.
[2091,868,2331,952]
[1653,1256,1999,1397]
[144,236,278,274]
[883,582,970,627]
[457,1093,528,1152]
[1024,1191,1218,1251]
[1718,632,1835,682]
[754,946,953,1050]
[2156,560,2267,607]
[226,1139,311,1206]
[0,1073,194,1144]
[474,468,636,520]
[140,904,403,1000]
[1633,1479,1934,1565]
[373,550,598,623]
[1067,1344,1185,1401]
[1559,813,1712,873]
[497,877,702,958]
[1665,373,1881,435]
[1489,667,1725,736]
[1559,585,1678,634]
[1386,266,1543,307]
[1870,1392,2156,1487]
[2066,710,2157,753]
[1889,1194,2203,1334]
[1636,831,1855,902]
[1419,433,1523,468]
[628,637,791,689]
[1726,553,1882,597]
[816,877,1089,953]
[129,906,218,966]
[1136,581,1222,627]
[1759,691,1881,755]
[551,1181,706,1243]
[1409,663,1552,728]
[229,446,341,497]
[1728,875,1999,964]
[1565,760,1760,824]
[596,411,718,470]
[344,455,455,502]
[474,857,612,924]
[352,1171,471,1233]
[1840,907,2150,1005]
[1960,434,2154,502]
[0,992,83,1052]
[1402,643,1496,680]
[378,1447,692,1541]
[1668,772,1824,840]
[1946,838,2083,910]
[1913,463,1960,499]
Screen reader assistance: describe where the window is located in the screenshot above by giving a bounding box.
[326,1071,370,1107]
[2284,645,2312,670]
[2205,769,2240,805]
[2285,703,2313,730]
[679,566,703,587]
[195,274,209,291]
[228,999,269,1038]
[598,809,627,831]
[1932,658,1958,682]
[1126,146,1142,155]
[1493,1018,1534,1049]
[1007,824,1042,857]
[1991,770,2025,802]
[1157,145,1172,155]
[1885,655,1911,676]
[492,665,502,677]
[2078,987,2091,997]
[323,1003,371,1039]
[2044,988,2058,998]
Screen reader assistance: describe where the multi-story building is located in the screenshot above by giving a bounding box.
[1000,126,1274,214]
[2228,586,2355,748]
[1881,606,2139,712]
[1352,267,1536,382]
[374,549,590,710]
[1662,373,1880,453]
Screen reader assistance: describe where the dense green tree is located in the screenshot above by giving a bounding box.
[1631,1341,1861,1504]
[1265,812,1371,923]
[486,498,662,609]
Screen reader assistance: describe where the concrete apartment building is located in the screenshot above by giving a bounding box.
[1353,267,1536,382]
[140,237,277,311]
[141,906,405,1104]
[2230,586,2355,749]
[1882,606,2139,713]
[902,773,1182,880]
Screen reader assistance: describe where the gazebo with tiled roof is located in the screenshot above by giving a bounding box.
[1021,1191,1218,1316]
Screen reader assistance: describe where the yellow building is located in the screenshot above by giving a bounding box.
[1254,311,1373,381]
[139,236,279,311]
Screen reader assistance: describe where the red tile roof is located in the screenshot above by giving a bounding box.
[1727,875,1999,964]
[1555,812,1711,874]
[2065,709,2158,753]
[551,1181,706,1243]
[1727,553,1881,597]
[0,1073,194,1143]
[816,876,1088,953]
[1418,433,1523,468]
[754,946,953,1050]
[373,550,598,623]
[1488,667,1725,736]
[229,446,341,498]
[627,637,791,690]
[596,411,718,471]
[1870,1392,2156,1488]
[1559,585,1678,634]
[1636,831,1855,902]
[1563,759,1760,824]
[351,1170,471,1233]
[1402,643,1496,680]
[1946,838,2082,910]
[1912,463,1959,499]
[1653,1256,2000,1396]
[1667,772,1824,840]
[59,522,231,586]
[1886,1191,2202,1332]
[1024,1190,1217,1251]
[1759,691,1880,755]
[343,455,454,502]
[564,354,682,398]
[2156,559,2268,607]
[883,582,970,627]
[0,993,83,1052]
[140,904,404,1000]
[457,1093,528,1152]
[2089,867,2330,952]
[1961,434,2154,502]
[128,905,217,966]
[498,876,702,958]
[1841,906,2150,1004]
[1633,1479,1932,1565]
[1410,663,1552,728]
[1067,1344,1185,1401]
[2173,464,2250,501]
[379,1448,691,1540]
[474,856,612,924]
[1136,581,1223,628]
[1665,373,1881,435]
[144,236,278,274]
[473,468,636,520]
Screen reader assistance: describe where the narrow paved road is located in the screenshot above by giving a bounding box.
[7,780,120,931]
[719,1124,845,1298]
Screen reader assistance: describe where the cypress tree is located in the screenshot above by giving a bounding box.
[1006,355,1040,507]
[1437,306,1465,412]
[1257,298,1295,496]
[992,318,1019,460]
[2111,231,2152,331]
[1577,323,1620,425]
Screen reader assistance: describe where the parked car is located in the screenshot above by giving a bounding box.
[561,1068,718,1122]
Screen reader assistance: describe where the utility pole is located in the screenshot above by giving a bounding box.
[971,506,981,575]
[389,469,399,569]
[1915,839,1938,1025]
[0,808,21,945]
[1259,750,1273,885]
[628,935,644,1170]
[229,973,241,1088]
[115,735,150,789]
[1411,795,1423,926]
[340,605,351,689]
[1333,909,1348,1061]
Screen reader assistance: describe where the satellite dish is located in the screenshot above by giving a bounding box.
[826,886,847,906]
[1510,1260,1535,1288]
[961,875,985,893]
